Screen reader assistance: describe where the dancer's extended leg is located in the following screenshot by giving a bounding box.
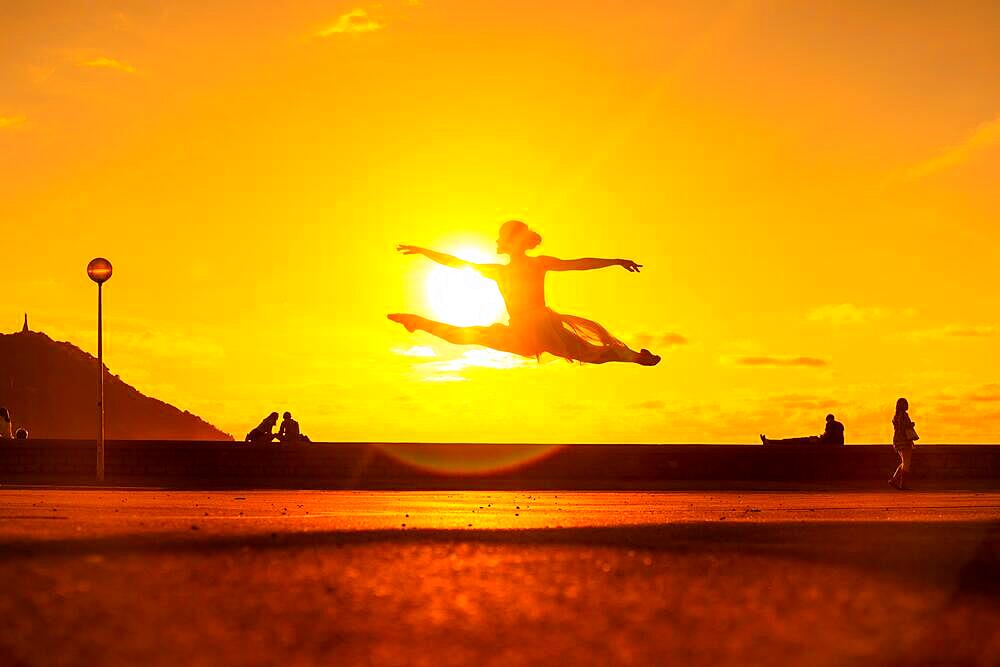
[554,315,660,366]
[567,342,660,366]
[388,314,527,356]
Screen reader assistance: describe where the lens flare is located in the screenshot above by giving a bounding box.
[376,443,564,475]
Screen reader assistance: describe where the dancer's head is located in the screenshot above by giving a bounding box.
[896,397,908,413]
[497,220,542,255]
[267,411,279,424]
[283,411,292,420]
[826,414,835,423]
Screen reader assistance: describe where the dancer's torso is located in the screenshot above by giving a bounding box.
[496,258,547,321]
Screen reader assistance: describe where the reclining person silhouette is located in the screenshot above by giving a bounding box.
[761,414,845,446]
[245,412,279,444]
[389,220,660,366]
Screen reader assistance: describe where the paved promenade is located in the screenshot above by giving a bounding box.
[1,489,998,666]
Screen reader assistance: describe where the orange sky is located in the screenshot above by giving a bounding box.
[3,1,999,443]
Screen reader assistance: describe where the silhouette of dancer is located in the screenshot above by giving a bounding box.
[389,220,660,366]
[889,397,918,490]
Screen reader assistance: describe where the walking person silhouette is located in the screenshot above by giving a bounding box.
[389,220,661,366]
[889,397,919,490]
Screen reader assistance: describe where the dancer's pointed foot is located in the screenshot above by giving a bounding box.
[388,313,420,333]
[760,434,768,445]
[637,349,661,366]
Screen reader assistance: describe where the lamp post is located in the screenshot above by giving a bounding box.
[87,258,113,482]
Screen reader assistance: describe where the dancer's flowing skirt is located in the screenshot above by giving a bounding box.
[502,307,634,363]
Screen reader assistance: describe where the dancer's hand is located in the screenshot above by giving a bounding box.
[397,245,427,256]
[618,259,642,272]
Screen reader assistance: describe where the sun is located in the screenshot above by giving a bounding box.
[425,246,506,326]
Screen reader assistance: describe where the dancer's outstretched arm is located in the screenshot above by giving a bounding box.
[397,245,501,278]
[539,256,642,272]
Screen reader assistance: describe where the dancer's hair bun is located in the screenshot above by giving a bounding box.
[501,220,542,250]
[523,227,542,250]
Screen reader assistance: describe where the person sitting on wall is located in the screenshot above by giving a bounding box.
[0,407,11,439]
[276,411,310,443]
[761,414,845,446]
[245,412,279,444]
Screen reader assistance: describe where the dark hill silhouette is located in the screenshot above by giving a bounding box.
[0,326,232,440]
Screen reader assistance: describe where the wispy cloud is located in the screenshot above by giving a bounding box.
[392,345,436,358]
[0,114,26,129]
[634,332,689,348]
[424,374,465,383]
[733,356,828,368]
[941,325,998,337]
[79,56,137,73]
[900,114,1000,182]
[913,324,998,339]
[916,385,1000,442]
[420,349,530,375]
[966,384,1000,403]
[316,9,382,36]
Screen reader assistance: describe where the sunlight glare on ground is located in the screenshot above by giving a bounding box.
[425,246,506,326]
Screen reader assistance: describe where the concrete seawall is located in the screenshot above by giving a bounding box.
[2,440,998,489]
